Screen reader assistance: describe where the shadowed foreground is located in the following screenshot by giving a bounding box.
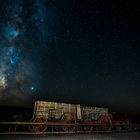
[0,132,140,140]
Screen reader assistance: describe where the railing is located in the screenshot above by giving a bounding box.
[0,121,139,135]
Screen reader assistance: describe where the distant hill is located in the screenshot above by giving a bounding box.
[0,106,33,121]
[130,114,140,124]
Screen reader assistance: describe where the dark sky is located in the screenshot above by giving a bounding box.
[0,0,140,115]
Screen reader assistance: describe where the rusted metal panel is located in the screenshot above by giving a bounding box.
[34,101,79,119]
[81,106,108,120]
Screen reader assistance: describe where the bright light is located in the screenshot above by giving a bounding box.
[31,86,35,91]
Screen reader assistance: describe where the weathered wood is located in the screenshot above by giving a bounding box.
[34,101,79,120]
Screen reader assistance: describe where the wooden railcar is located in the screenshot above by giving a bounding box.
[29,100,113,133]
[81,106,112,131]
[111,112,132,131]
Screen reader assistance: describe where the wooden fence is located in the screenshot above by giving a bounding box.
[0,121,139,135]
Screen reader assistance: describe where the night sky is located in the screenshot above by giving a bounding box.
[0,0,140,115]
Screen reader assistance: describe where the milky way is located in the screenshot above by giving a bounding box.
[0,0,37,105]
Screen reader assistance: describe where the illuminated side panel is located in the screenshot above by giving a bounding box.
[76,104,82,119]
[34,100,78,119]
[81,106,109,120]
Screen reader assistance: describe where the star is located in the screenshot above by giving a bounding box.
[30,86,35,91]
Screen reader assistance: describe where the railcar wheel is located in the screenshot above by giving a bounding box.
[98,113,112,131]
[32,116,47,133]
[83,119,93,133]
[60,112,75,132]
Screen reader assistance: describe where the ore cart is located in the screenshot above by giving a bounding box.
[111,112,132,131]
[29,101,81,132]
[80,106,113,132]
